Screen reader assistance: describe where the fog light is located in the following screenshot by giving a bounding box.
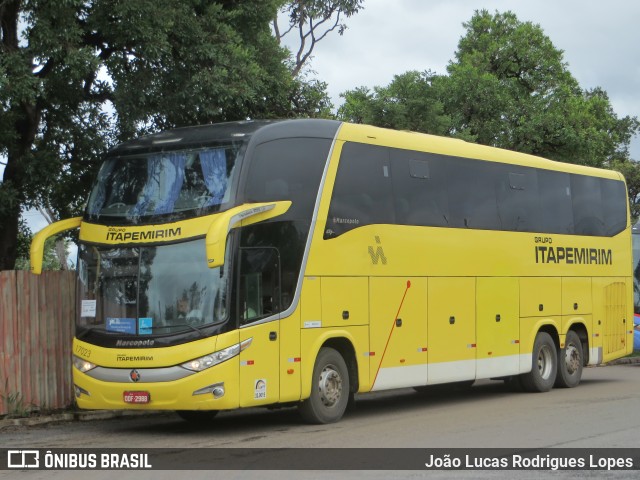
[212,386,225,399]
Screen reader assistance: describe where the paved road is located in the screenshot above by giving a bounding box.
[2,364,639,479]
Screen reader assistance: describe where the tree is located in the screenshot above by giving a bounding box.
[273,0,364,76]
[0,0,331,270]
[338,71,457,137]
[610,159,640,222]
[434,10,639,165]
[14,219,67,271]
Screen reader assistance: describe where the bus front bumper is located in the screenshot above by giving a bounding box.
[72,360,240,411]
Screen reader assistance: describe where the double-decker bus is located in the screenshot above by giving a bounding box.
[31,119,633,424]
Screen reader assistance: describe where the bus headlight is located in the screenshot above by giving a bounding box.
[73,355,97,373]
[180,337,252,372]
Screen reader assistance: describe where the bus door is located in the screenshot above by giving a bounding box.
[369,277,428,391]
[476,278,520,378]
[237,247,281,407]
[427,277,476,384]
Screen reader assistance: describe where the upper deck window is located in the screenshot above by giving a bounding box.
[86,145,241,223]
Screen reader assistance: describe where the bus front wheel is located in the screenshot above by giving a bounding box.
[299,347,350,424]
[521,332,557,393]
[554,330,583,388]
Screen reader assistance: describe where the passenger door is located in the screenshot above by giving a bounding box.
[237,247,281,407]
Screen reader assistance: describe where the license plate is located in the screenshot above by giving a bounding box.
[123,391,150,404]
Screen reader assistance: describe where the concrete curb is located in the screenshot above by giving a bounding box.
[0,409,165,429]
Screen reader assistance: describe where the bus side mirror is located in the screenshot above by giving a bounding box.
[205,201,291,269]
[30,217,83,274]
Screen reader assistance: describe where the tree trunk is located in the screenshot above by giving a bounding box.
[0,204,20,270]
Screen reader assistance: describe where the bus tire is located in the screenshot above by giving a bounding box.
[299,347,350,424]
[176,410,218,423]
[521,332,557,393]
[554,330,583,388]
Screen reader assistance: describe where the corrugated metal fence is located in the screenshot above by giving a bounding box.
[0,270,75,416]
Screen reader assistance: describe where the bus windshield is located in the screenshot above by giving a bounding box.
[77,239,230,337]
[86,145,242,223]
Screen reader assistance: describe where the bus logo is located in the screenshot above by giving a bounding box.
[130,370,141,382]
[368,236,387,265]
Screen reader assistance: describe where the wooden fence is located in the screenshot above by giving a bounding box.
[0,270,76,416]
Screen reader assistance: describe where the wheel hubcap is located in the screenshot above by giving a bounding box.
[537,344,553,380]
[564,343,580,375]
[318,364,342,407]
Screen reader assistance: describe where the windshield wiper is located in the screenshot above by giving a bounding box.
[148,324,207,338]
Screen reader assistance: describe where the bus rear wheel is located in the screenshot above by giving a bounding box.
[554,330,583,388]
[299,347,350,424]
[521,332,557,393]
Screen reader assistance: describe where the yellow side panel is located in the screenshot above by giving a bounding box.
[562,277,592,315]
[238,321,279,407]
[476,278,520,377]
[520,277,561,317]
[592,278,628,362]
[301,276,322,328]
[427,277,475,383]
[320,277,369,327]
[369,277,428,388]
[561,315,592,345]
[279,309,302,402]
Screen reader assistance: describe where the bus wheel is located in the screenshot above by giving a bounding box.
[554,330,583,388]
[521,332,557,393]
[176,410,218,423]
[299,347,350,424]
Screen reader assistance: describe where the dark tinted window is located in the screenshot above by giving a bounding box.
[496,167,541,232]
[245,138,331,221]
[391,149,449,227]
[537,170,574,234]
[325,142,394,238]
[325,142,626,238]
[571,175,605,235]
[602,178,628,235]
[445,158,500,230]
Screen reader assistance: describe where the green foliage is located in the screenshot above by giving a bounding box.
[338,71,464,138]
[0,0,334,269]
[610,160,640,221]
[436,10,639,166]
[14,221,65,271]
[337,9,638,173]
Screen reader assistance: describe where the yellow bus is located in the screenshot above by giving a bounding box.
[31,120,634,424]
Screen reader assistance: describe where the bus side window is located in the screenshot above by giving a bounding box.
[238,247,281,325]
[325,142,394,238]
[601,178,627,236]
[245,138,330,221]
[495,168,540,232]
[446,158,500,230]
[537,170,574,235]
[390,149,449,228]
[571,174,605,236]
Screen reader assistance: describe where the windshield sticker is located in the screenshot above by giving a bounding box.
[138,317,153,335]
[80,300,97,318]
[254,379,267,400]
[106,318,136,334]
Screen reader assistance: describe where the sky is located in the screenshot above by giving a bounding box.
[279,0,640,157]
[9,0,640,239]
